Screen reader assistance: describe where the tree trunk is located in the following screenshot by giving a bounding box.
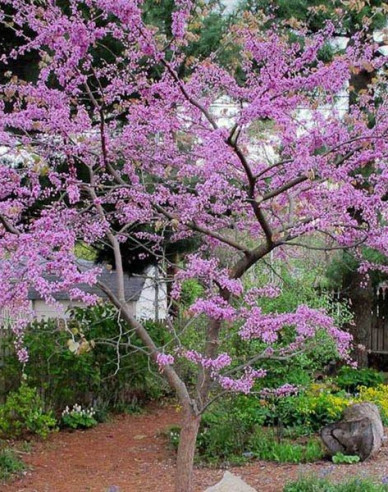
[321,402,383,461]
[175,410,201,492]
[347,271,373,368]
[343,61,376,368]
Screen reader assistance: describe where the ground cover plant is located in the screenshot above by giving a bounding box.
[0,1,388,491]
[332,453,360,464]
[0,447,25,482]
[284,476,388,492]
[249,434,324,464]
[61,404,98,430]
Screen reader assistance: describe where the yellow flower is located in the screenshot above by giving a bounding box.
[356,385,388,419]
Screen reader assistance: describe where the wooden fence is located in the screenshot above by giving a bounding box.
[311,287,388,355]
[370,288,388,354]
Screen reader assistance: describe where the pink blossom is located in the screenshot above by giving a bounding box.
[260,384,299,399]
[171,11,188,39]
[0,1,386,404]
[16,348,29,364]
[219,368,267,394]
[184,350,232,371]
[67,184,80,204]
[156,353,175,370]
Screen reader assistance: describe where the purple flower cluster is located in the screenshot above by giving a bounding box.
[219,368,267,394]
[260,384,299,399]
[185,350,232,371]
[156,353,175,370]
[0,0,387,393]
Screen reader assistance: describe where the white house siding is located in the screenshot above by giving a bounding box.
[32,299,89,320]
[31,299,137,321]
[135,266,168,321]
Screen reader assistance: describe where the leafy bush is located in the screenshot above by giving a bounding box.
[169,395,324,465]
[0,384,57,439]
[357,385,388,425]
[168,396,269,465]
[0,448,25,481]
[335,367,384,394]
[293,390,352,431]
[169,421,251,466]
[195,417,252,465]
[180,279,204,307]
[273,381,388,432]
[61,404,97,430]
[0,305,170,413]
[261,382,352,433]
[195,397,267,465]
[284,476,388,492]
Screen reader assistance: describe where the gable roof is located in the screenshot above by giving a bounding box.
[28,260,146,303]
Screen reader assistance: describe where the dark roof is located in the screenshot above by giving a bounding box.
[28,260,146,302]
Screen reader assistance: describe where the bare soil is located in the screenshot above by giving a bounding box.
[3,403,388,492]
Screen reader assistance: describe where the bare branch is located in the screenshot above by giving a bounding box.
[0,214,20,235]
[154,204,250,254]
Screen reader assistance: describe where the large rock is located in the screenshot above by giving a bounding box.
[321,402,384,461]
[205,471,257,492]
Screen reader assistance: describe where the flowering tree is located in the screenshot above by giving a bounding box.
[0,1,388,490]
[239,0,388,368]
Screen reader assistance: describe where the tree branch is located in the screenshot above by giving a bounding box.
[161,60,218,131]
[154,204,250,254]
[0,214,20,235]
[96,279,194,413]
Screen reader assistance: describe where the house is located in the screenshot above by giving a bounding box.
[27,262,168,322]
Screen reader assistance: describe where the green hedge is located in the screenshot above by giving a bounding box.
[0,304,171,414]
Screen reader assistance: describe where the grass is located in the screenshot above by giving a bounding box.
[284,476,388,492]
[0,447,25,481]
[249,430,325,463]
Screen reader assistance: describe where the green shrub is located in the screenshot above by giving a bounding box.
[167,396,269,465]
[0,305,170,413]
[284,476,388,492]
[195,418,251,465]
[292,390,350,431]
[270,381,388,432]
[356,385,388,425]
[169,395,324,466]
[266,381,356,433]
[0,448,25,481]
[196,395,270,464]
[335,367,384,394]
[180,279,204,307]
[0,384,57,439]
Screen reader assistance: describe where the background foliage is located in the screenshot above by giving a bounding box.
[0,305,171,416]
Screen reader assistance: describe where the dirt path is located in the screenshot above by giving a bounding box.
[3,403,388,492]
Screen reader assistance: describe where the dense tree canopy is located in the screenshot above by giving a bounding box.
[238,0,388,34]
[0,1,387,490]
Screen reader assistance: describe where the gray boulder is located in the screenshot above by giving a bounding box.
[205,471,257,492]
[321,402,384,461]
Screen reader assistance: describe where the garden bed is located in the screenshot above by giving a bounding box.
[2,402,388,492]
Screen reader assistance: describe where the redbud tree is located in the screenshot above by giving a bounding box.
[0,1,387,490]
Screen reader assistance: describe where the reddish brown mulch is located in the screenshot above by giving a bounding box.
[3,403,388,492]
